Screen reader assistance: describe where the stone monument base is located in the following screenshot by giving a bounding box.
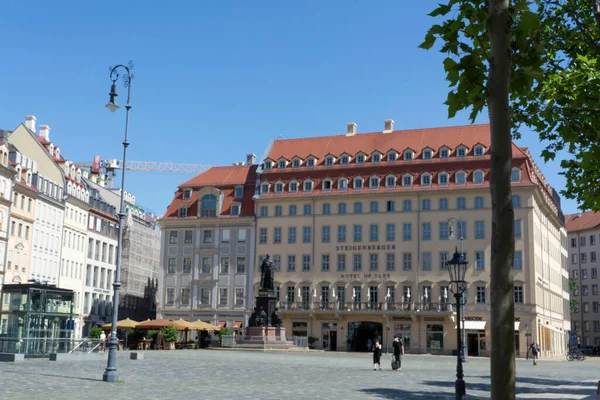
[236,327,294,350]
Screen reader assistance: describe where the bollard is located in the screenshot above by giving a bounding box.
[596,380,599,400]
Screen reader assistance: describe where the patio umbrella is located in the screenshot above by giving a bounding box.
[190,320,220,331]
[102,318,139,330]
[136,318,187,330]
[173,319,195,330]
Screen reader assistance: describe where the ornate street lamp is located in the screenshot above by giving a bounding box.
[102,61,133,383]
[447,247,468,400]
[448,217,467,363]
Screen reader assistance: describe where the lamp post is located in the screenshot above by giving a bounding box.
[102,61,133,383]
[448,217,467,363]
[447,247,468,400]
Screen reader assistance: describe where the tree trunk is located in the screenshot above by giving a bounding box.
[487,0,515,399]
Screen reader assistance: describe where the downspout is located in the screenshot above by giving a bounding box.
[577,232,584,347]
[416,192,421,353]
[311,196,316,342]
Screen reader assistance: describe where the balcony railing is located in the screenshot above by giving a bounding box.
[276,301,454,313]
[279,301,310,311]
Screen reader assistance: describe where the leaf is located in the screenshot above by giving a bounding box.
[428,3,452,17]
[419,32,437,50]
[518,10,540,31]
[540,149,555,161]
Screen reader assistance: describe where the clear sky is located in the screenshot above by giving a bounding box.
[0,0,577,216]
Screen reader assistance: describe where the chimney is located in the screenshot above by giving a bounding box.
[383,119,394,133]
[247,153,256,165]
[25,115,37,133]
[82,170,89,179]
[39,125,50,141]
[346,122,357,136]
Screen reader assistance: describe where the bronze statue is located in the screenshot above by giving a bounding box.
[260,254,275,291]
[259,307,267,326]
[271,308,282,327]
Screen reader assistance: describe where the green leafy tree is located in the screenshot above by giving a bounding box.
[568,277,579,314]
[89,326,102,339]
[216,327,231,341]
[162,324,179,343]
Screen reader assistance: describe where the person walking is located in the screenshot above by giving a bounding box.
[530,340,540,365]
[99,330,106,352]
[392,337,404,371]
[373,338,382,370]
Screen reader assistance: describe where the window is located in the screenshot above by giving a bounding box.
[514,251,523,269]
[455,171,466,185]
[183,258,192,274]
[511,168,521,182]
[304,204,312,215]
[403,223,412,241]
[219,288,228,306]
[292,158,301,168]
[369,254,378,271]
[166,288,175,305]
[422,252,432,270]
[439,198,448,210]
[593,268,598,278]
[337,254,346,271]
[514,219,522,239]
[592,252,597,263]
[236,257,246,274]
[386,200,395,212]
[372,153,381,162]
[583,268,588,279]
[341,155,350,165]
[439,222,449,240]
[180,288,190,305]
[220,257,230,274]
[288,227,296,243]
[323,180,332,192]
[474,196,484,209]
[422,199,431,211]
[353,225,362,242]
[386,224,395,241]
[25,226,29,240]
[338,178,348,190]
[353,202,362,214]
[475,251,485,270]
[238,229,247,242]
[402,175,412,187]
[388,151,397,161]
[183,230,193,244]
[403,200,412,211]
[338,203,347,214]
[322,254,330,271]
[168,258,176,274]
[289,181,298,193]
[260,206,268,217]
[278,159,287,169]
[475,221,485,239]
[234,288,245,306]
[353,254,362,271]
[439,173,449,186]
[456,146,467,157]
[307,157,316,167]
[422,149,433,159]
[370,201,379,213]
[404,150,413,160]
[201,257,212,274]
[259,228,267,244]
[403,253,412,270]
[370,224,378,242]
[288,255,296,272]
[440,252,449,270]
[514,286,523,304]
[590,235,597,245]
[353,177,364,190]
[273,227,282,244]
[440,148,449,158]
[369,176,379,189]
[303,226,311,243]
[421,173,431,186]
[457,197,466,209]
[178,207,188,217]
[200,194,217,218]
[572,254,578,264]
[169,231,178,244]
[512,195,521,208]
[264,161,273,170]
[322,226,331,243]
[289,205,297,216]
[386,253,395,271]
[234,186,244,198]
[385,175,395,188]
[325,156,334,166]
[473,170,484,184]
[199,288,210,305]
[303,180,313,192]
[422,223,431,240]
[302,255,311,271]
[476,286,486,304]
[203,230,213,244]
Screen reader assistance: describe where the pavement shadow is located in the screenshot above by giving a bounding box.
[2,370,102,383]
[359,388,487,400]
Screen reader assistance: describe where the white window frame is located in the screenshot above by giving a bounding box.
[369,176,380,189]
[372,152,382,163]
[289,180,299,194]
[322,179,333,192]
[278,159,287,169]
[274,181,284,194]
[456,146,467,157]
[473,170,485,184]
[403,150,413,160]
[292,157,302,168]
[422,148,433,160]
[182,189,192,200]
[261,183,270,194]
[439,147,450,159]
[511,167,521,182]
[303,180,314,193]
[402,174,412,188]
[338,178,348,191]
[340,154,350,165]
[387,151,398,161]
[385,175,396,188]
[474,145,485,156]
[353,177,364,190]
[306,157,316,167]
[264,160,273,170]
[421,173,432,187]
[356,153,366,164]
[325,156,335,166]
[455,171,467,185]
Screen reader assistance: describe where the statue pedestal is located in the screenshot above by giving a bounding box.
[239,327,294,350]
[255,291,277,326]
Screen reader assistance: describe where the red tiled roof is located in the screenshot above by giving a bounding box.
[161,165,257,220]
[565,212,600,232]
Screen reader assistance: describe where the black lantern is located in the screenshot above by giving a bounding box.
[447,245,468,400]
[447,247,468,291]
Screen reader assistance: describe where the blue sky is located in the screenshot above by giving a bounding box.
[0,0,576,215]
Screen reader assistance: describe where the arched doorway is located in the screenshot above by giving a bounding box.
[347,321,383,352]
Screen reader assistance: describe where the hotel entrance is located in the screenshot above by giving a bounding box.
[321,322,338,351]
[347,321,383,352]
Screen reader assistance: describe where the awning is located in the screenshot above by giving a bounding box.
[514,322,520,331]
[460,321,487,330]
[232,321,242,329]
[217,321,226,328]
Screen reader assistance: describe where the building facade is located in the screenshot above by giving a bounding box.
[158,160,257,332]
[566,211,600,349]
[0,140,15,290]
[254,121,569,357]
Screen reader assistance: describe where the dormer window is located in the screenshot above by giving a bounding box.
[372,152,382,163]
[423,149,433,160]
[306,157,316,167]
[354,177,364,190]
[402,174,413,188]
[403,150,414,160]
[338,178,348,191]
[421,173,432,187]
[303,180,313,192]
[292,158,302,168]
[340,155,350,165]
[456,146,467,157]
[178,207,188,217]
[322,179,332,192]
[387,151,398,162]
[261,183,270,194]
[473,170,485,184]
[439,172,449,186]
[440,147,450,159]
[289,181,298,193]
[385,175,396,188]
[278,159,287,169]
[264,160,273,170]
[356,154,366,164]
[455,171,467,185]
[231,203,241,216]
[474,145,485,156]
[370,176,379,189]
[511,167,521,182]
[274,182,284,194]
[183,189,192,200]
[235,186,244,198]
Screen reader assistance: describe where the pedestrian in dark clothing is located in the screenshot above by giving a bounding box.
[372,339,382,370]
[530,340,540,365]
[392,337,404,371]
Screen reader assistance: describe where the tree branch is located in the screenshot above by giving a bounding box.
[571,4,600,54]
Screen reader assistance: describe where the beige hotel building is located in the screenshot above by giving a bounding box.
[254,121,569,357]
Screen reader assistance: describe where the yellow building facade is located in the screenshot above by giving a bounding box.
[254,122,569,357]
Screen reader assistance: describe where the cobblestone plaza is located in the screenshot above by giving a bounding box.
[0,350,598,399]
